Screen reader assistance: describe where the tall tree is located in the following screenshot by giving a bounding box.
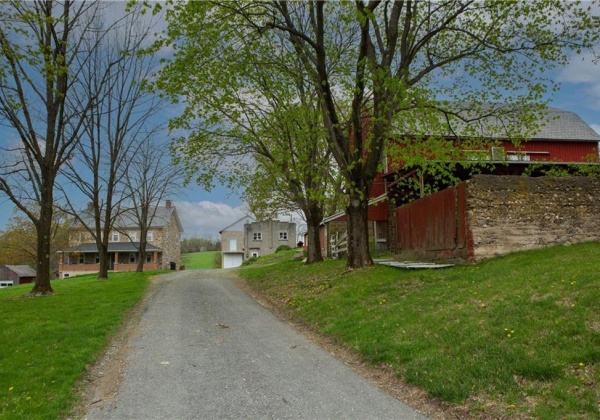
[58,4,164,280]
[0,1,121,294]
[242,100,344,263]
[154,3,345,263]
[123,137,182,272]
[156,1,600,269]
[0,209,70,270]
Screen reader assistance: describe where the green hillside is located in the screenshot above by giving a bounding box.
[237,243,600,418]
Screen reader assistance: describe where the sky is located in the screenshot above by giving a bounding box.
[1,6,600,239]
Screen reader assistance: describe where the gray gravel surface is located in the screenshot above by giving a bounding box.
[84,269,427,420]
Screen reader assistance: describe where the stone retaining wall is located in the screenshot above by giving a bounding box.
[466,175,600,261]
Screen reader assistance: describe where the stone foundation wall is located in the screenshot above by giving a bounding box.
[466,175,600,261]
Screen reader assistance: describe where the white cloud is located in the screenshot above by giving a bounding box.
[174,200,248,239]
[558,52,600,109]
[558,52,599,84]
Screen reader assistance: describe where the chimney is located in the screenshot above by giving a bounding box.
[166,200,172,208]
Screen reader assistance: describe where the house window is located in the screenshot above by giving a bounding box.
[253,232,262,241]
[130,232,137,242]
[146,254,153,263]
[251,251,259,258]
[95,256,100,264]
[147,232,154,242]
[112,232,120,242]
[79,255,85,264]
[279,232,288,241]
[129,253,136,263]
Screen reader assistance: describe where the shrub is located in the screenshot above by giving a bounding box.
[276,245,292,252]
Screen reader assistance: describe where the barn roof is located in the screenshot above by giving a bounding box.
[3,265,36,277]
[393,105,600,142]
[534,108,600,141]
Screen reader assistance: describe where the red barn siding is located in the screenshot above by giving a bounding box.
[502,140,598,162]
[395,185,470,260]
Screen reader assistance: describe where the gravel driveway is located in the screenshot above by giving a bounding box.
[84,269,427,420]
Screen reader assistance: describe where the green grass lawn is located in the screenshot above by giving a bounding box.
[0,271,155,419]
[237,243,600,418]
[181,251,220,269]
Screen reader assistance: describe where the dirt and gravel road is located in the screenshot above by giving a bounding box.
[82,269,427,420]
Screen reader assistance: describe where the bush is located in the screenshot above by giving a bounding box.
[276,245,292,252]
[242,256,259,266]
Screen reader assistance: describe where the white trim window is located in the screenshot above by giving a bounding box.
[279,231,288,241]
[146,232,154,242]
[253,232,262,241]
[130,232,137,242]
[112,232,120,242]
[146,253,153,263]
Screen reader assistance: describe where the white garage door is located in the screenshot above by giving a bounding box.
[223,253,243,269]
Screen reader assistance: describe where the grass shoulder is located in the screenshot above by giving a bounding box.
[0,270,162,419]
[236,243,600,418]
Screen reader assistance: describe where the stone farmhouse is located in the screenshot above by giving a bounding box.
[58,201,183,278]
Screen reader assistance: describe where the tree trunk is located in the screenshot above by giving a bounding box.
[98,241,110,280]
[305,220,323,264]
[136,241,146,272]
[345,193,373,269]
[30,194,54,295]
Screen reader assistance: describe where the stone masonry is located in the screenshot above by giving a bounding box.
[466,175,600,261]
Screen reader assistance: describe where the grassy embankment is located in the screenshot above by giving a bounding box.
[181,251,220,269]
[237,243,600,418]
[0,271,155,419]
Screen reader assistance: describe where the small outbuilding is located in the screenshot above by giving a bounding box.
[0,265,37,287]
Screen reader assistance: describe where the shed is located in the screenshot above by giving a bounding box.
[0,265,37,286]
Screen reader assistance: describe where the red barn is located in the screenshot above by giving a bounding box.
[320,106,600,259]
[385,107,600,260]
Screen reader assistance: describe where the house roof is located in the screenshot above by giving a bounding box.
[3,265,36,277]
[219,214,256,234]
[60,242,162,253]
[77,204,184,233]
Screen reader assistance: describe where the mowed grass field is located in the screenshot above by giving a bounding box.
[237,243,600,418]
[181,251,220,269]
[0,271,155,419]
